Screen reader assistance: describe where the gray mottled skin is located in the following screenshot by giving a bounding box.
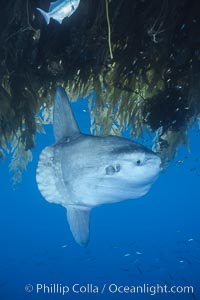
[36,87,161,246]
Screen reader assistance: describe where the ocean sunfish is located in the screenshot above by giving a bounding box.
[36,0,80,24]
[36,87,161,246]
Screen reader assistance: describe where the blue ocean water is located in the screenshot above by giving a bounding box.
[1,98,200,300]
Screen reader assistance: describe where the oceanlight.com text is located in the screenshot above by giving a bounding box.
[25,283,194,296]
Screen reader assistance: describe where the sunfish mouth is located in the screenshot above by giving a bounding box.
[146,153,162,174]
[148,153,162,168]
[128,152,162,187]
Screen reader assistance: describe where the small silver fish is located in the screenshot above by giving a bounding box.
[37,0,80,24]
[136,251,143,255]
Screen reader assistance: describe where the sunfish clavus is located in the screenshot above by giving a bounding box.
[36,87,161,246]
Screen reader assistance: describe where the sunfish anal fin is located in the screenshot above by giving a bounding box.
[66,206,91,247]
[53,86,80,143]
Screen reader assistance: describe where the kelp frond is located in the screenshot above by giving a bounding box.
[0,0,200,182]
[9,135,33,185]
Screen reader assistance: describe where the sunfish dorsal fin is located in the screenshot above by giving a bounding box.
[53,86,80,143]
[66,207,91,247]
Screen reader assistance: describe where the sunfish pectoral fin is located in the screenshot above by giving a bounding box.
[53,86,80,143]
[66,206,91,247]
[36,8,51,24]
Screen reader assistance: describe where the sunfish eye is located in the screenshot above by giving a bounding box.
[136,159,142,166]
[105,165,115,175]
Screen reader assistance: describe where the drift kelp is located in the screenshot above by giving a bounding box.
[0,0,199,182]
